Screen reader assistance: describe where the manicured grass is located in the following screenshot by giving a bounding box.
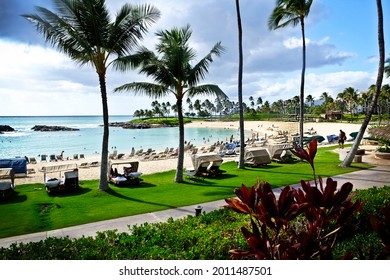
[0,146,371,238]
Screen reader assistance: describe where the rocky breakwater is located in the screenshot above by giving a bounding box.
[31,125,80,131]
[109,122,152,129]
[0,125,15,134]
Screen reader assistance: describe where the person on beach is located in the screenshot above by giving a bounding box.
[338,130,346,149]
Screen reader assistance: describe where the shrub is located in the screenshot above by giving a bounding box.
[225,139,362,259]
[0,208,248,260]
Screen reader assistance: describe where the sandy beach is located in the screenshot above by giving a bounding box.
[13,120,371,185]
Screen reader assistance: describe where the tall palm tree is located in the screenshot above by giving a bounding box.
[269,0,313,147]
[23,0,160,191]
[385,57,390,77]
[341,0,385,167]
[339,87,358,120]
[114,25,226,182]
[235,0,246,168]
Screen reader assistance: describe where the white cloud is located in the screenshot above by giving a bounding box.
[0,0,388,116]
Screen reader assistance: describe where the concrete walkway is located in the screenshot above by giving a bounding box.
[0,160,389,249]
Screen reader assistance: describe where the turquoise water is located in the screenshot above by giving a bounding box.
[0,116,239,159]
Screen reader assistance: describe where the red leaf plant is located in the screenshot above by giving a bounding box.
[225,139,362,260]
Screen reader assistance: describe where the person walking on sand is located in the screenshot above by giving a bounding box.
[338,129,346,149]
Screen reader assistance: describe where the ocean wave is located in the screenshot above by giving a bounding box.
[0,131,30,137]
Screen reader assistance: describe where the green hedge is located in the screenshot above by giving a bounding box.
[1,186,389,260]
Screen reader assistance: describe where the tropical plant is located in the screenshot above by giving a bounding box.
[225,139,362,259]
[23,0,160,190]
[338,87,359,120]
[114,25,226,182]
[268,0,313,147]
[341,0,385,167]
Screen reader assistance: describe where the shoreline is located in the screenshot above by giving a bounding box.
[11,120,367,185]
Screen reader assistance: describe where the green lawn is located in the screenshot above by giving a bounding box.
[0,145,371,238]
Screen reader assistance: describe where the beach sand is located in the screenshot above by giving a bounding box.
[14,120,371,185]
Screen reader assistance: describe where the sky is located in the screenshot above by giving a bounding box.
[0,0,389,116]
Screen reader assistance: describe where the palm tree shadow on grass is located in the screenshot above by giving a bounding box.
[104,187,180,210]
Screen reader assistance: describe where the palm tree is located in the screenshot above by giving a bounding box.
[114,25,226,182]
[269,0,313,147]
[341,0,385,167]
[339,87,358,121]
[385,57,390,77]
[235,0,246,169]
[306,94,314,107]
[23,0,160,191]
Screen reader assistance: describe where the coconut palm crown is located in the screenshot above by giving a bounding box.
[23,0,160,190]
[268,0,313,147]
[115,25,227,183]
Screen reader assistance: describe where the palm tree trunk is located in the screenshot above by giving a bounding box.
[341,0,384,167]
[175,97,185,183]
[299,18,306,147]
[236,0,245,168]
[98,73,110,190]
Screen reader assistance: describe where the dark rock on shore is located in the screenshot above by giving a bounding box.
[0,125,15,133]
[109,122,152,129]
[31,125,79,132]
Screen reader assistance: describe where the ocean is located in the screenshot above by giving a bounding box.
[0,116,239,159]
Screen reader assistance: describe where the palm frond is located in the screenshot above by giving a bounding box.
[188,42,225,86]
[108,3,160,57]
[112,47,154,72]
[114,82,172,99]
[268,0,312,30]
[187,84,227,99]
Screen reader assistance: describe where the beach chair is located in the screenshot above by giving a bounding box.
[73,154,79,160]
[40,155,47,161]
[49,154,57,162]
[79,162,89,168]
[29,157,37,164]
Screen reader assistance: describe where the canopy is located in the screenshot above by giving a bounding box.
[191,153,223,171]
[0,158,27,175]
[42,163,78,174]
[243,147,271,166]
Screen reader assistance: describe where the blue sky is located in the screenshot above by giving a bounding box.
[0,0,389,116]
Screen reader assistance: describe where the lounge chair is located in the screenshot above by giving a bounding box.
[73,154,79,160]
[49,154,57,162]
[79,162,89,168]
[41,155,47,161]
[108,160,142,186]
[29,157,37,164]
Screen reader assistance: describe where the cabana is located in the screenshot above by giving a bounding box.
[187,153,224,177]
[242,147,271,167]
[0,158,27,177]
[42,163,79,194]
[108,160,142,186]
[0,168,15,198]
